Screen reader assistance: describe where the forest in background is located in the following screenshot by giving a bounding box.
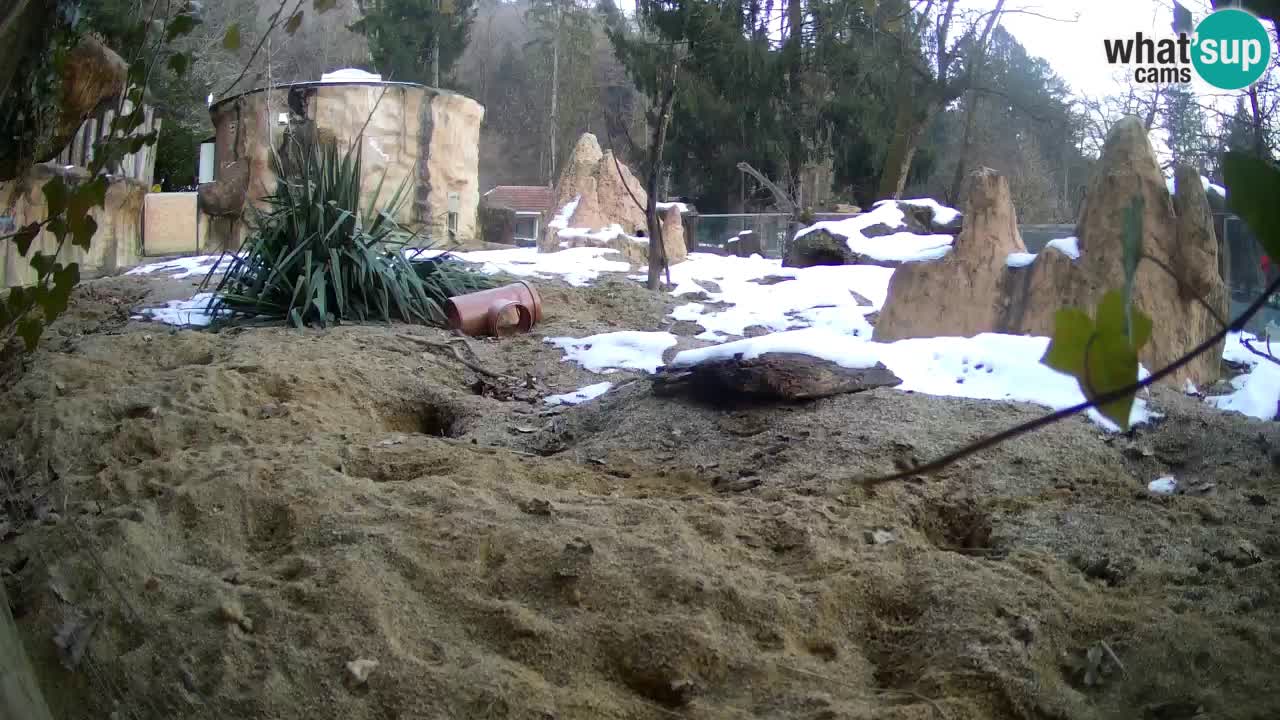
[82,0,1280,223]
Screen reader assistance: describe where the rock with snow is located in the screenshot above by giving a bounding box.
[1011,117,1227,388]
[539,133,686,265]
[874,168,1026,342]
[786,200,958,269]
[653,352,901,402]
[873,118,1228,389]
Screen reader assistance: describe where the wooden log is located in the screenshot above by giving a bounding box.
[653,352,901,403]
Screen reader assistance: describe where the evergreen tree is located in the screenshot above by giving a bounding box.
[352,0,477,86]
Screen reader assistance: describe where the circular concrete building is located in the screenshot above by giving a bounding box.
[199,70,485,250]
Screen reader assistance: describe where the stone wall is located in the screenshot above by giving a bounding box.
[1,164,144,289]
[201,82,484,251]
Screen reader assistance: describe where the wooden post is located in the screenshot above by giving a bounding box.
[0,584,55,720]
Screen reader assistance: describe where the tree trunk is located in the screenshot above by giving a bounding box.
[645,73,678,291]
[548,1,561,186]
[947,90,981,205]
[877,95,934,200]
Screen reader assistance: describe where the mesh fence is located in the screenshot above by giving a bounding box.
[690,214,792,256]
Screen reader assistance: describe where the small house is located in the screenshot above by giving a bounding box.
[482,185,556,246]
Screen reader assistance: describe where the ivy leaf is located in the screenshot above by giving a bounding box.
[285,10,304,34]
[7,286,28,316]
[223,23,241,50]
[1042,292,1153,431]
[38,263,78,320]
[43,176,69,217]
[314,0,337,11]
[166,12,199,41]
[11,222,41,255]
[168,52,190,77]
[29,252,55,277]
[1086,331,1142,430]
[1223,152,1280,261]
[1041,308,1094,379]
[69,213,98,251]
[46,217,68,245]
[17,317,43,352]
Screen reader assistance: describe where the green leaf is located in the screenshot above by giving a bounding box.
[29,252,55,277]
[69,213,98,251]
[11,222,41,255]
[168,52,190,77]
[1223,152,1280,261]
[223,23,241,50]
[43,176,69,217]
[314,0,337,11]
[17,317,43,352]
[285,10,304,34]
[1086,331,1142,430]
[1041,308,1094,379]
[166,12,199,40]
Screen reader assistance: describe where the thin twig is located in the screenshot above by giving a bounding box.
[1099,640,1129,679]
[399,335,508,379]
[858,273,1280,487]
[1241,336,1280,368]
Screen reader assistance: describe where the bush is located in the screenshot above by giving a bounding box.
[201,137,494,328]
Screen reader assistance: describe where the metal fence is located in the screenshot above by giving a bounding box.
[49,100,161,185]
[689,212,859,258]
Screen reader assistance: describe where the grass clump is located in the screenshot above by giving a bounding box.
[200,136,494,328]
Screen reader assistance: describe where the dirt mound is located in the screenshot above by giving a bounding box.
[2,275,1280,720]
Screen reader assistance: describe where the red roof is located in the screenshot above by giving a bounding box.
[484,185,556,215]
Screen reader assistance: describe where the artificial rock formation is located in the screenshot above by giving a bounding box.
[540,133,687,266]
[784,200,962,269]
[873,169,1025,339]
[874,116,1227,388]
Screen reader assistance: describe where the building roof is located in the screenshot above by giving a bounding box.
[483,185,556,216]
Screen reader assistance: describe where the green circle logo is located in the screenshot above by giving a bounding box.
[1192,9,1272,90]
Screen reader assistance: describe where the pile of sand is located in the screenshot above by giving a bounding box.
[2,274,1279,720]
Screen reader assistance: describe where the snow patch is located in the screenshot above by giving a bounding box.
[545,331,677,374]
[1045,236,1081,260]
[1148,477,1178,495]
[126,254,240,279]
[456,246,630,287]
[548,196,580,231]
[657,201,689,213]
[1006,252,1037,268]
[132,293,224,327]
[1206,332,1280,420]
[668,328,1151,432]
[899,197,962,226]
[320,68,383,83]
[544,381,614,406]
[795,200,955,263]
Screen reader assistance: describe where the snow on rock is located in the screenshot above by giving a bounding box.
[126,254,240,279]
[320,68,382,83]
[557,224,641,245]
[544,381,614,406]
[899,197,962,227]
[545,331,677,374]
[671,327,880,369]
[1006,252,1037,268]
[132,293,223,327]
[793,200,955,264]
[669,328,1151,432]
[656,201,689,213]
[1045,236,1081,260]
[662,253,892,341]
[1164,174,1227,199]
[1206,332,1280,420]
[1149,476,1179,495]
[457,246,630,287]
[547,196,581,231]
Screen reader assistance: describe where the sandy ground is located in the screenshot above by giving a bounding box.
[2,270,1280,720]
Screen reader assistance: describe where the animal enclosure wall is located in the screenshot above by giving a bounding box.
[200,82,484,250]
[1,165,144,289]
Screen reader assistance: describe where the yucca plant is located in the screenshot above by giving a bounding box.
[199,135,494,328]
